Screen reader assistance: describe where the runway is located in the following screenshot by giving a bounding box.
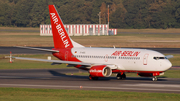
[0,69,179,93]
[0,47,180,54]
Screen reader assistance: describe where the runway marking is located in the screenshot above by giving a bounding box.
[131,41,180,42]
[0,84,179,93]
[121,84,180,88]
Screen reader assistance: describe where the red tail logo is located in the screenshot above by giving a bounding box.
[49,5,73,49]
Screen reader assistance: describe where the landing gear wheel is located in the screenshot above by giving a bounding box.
[89,75,98,80]
[116,73,126,80]
[152,77,158,81]
[122,73,126,80]
[116,73,121,80]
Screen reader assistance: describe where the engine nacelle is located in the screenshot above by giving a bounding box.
[89,65,112,77]
[138,72,160,77]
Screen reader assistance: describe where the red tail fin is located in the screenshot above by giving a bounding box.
[49,5,73,49]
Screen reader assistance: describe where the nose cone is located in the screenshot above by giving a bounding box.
[163,60,172,71]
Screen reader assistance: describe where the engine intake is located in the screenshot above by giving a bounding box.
[89,65,112,77]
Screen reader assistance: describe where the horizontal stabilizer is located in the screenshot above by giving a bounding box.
[15,46,59,53]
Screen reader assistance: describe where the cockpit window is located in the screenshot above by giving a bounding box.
[153,57,167,60]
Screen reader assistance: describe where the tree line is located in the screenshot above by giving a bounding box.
[1,0,180,29]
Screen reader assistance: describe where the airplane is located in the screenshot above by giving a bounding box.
[13,5,173,81]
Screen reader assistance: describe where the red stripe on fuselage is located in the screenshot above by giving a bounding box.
[112,70,164,74]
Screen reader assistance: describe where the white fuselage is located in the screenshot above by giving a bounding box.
[71,47,172,72]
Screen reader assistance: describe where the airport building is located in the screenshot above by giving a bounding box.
[40,24,117,36]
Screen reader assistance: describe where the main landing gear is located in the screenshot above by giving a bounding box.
[152,77,158,81]
[89,75,98,80]
[116,73,126,80]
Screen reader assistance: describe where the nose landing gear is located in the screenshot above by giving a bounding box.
[89,75,99,80]
[116,73,126,80]
[152,77,158,81]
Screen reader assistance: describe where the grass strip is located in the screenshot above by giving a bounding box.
[1,32,180,48]
[0,87,179,101]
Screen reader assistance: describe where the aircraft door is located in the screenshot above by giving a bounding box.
[143,54,149,65]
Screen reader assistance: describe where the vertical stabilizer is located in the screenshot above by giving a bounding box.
[49,5,74,48]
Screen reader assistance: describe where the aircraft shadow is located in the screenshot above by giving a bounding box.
[48,70,111,81]
[125,77,168,81]
[48,70,167,81]
[48,70,89,80]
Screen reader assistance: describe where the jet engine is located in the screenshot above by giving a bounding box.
[89,65,112,77]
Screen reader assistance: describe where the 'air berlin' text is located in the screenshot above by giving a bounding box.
[50,13,70,48]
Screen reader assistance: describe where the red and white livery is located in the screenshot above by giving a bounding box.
[15,5,172,81]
